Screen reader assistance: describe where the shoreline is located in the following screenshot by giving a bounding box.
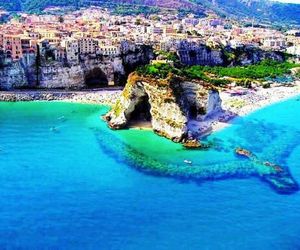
[201,80,300,136]
[1,82,300,137]
[0,89,122,106]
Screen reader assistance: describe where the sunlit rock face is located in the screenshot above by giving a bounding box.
[105,72,222,142]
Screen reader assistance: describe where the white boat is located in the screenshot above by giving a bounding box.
[184,160,193,165]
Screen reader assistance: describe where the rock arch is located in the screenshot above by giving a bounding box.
[105,73,222,142]
[84,67,109,88]
[127,94,151,123]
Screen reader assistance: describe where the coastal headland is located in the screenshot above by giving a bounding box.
[105,61,300,142]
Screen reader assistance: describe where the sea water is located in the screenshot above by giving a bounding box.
[0,100,299,249]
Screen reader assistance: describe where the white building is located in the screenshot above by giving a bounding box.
[263,36,286,50]
[99,45,120,56]
[287,45,300,56]
[79,38,98,55]
[61,38,79,62]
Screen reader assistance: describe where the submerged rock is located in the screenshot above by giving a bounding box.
[96,128,299,195]
[183,139,202,149]
[183,139,210,150]
[104,72,222,142]
[235,147,254,159]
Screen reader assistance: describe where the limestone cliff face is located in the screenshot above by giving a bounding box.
[227,46,285,66]
[38,57,123,89]
[38,64,85,89]
[0,54,36,90]
[177,42,224,66]
[0,61,28,89]
[0,42,153,90]
[121,41,155,71]
[105,73,222,142]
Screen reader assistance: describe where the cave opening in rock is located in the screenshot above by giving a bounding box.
[189,104,198,119]
[128,94,152,128]
[85,68,109,88]
[189,50,197,64]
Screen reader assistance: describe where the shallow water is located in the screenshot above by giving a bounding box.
[0,100,300,249]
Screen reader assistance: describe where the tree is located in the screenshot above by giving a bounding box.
[58,16,64,23]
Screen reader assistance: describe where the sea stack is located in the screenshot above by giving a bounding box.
[104,72,222,142]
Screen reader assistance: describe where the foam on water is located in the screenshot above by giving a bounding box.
[0,101,300,249]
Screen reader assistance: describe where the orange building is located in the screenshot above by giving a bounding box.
[3,35,23,60]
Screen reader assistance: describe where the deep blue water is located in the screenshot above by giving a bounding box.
[0,100,300,249]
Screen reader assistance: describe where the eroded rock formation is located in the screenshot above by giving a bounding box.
[105,72,222,142]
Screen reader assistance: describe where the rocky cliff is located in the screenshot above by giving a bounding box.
[224,46,285,66]
[105,72,222,142]
[175,41,285,66]
[0,54,36,89]
[0,42,154,90]
[177,42,225,66]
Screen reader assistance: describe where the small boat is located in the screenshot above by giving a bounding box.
[50,126,59,132]
[57,116,66,121]
[184,160,193,165]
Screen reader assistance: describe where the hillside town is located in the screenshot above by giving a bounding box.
[0,7,299,64]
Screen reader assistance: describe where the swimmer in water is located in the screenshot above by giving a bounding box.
[50,126,59,132]
[57,116,66,122]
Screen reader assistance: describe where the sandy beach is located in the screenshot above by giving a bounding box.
[0,89,122,105]
[198,80,300,136]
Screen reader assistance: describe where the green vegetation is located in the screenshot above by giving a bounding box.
[137,60,300,88]
[112,99,123,117]
[23,0,78,13]
[155,50,179,63]
[0,0,161,14]
[188,60,300,80]
[225,99,247,109]
[137,63,181,79]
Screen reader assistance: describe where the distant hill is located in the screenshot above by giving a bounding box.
[0,0,299,25]
[194,0,300,25]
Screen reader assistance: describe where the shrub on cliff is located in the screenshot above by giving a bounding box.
[187,60,300,80]
[155,51,180,64]
[137,63,182,79]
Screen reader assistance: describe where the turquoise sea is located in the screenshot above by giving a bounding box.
[0,99,300,249]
